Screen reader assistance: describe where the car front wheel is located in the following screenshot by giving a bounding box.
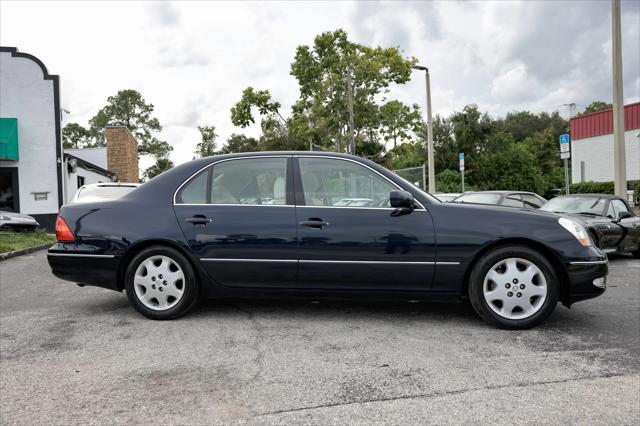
[468,246,559,329]
[125,246,200,320]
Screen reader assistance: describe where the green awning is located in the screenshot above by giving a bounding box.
[0,118,19,161]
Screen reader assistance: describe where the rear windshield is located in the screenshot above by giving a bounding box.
[76,185,136,201]
[453,193,502,205]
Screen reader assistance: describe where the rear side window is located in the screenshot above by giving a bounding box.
[502,194,524,208]
[522,194,544,209]
[176,157,288,205]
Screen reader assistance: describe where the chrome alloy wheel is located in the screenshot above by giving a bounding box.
[134,255,185,311]
[482,257,548,320]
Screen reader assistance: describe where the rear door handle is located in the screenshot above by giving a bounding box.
[299,219,330,229]
[185,216,212,225]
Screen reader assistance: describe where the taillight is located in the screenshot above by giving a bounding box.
[55,216,74,242]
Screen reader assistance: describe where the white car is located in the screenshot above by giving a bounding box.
[0,210,39,232]
[70,183,140,204]
[436,193,462,202]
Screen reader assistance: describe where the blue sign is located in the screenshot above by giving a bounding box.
[459,153,464,161]
[559,134,570,145]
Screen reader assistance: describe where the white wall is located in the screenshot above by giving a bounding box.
[571,129,640,183]
[65,147,107,170]
[0,51,60,214]
[64,162,113,202]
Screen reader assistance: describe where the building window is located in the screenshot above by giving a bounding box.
[77,176,85,188]
[32,192,48,201]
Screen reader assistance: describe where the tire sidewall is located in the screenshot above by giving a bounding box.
[469,246,559,329]
[125,246,199,320]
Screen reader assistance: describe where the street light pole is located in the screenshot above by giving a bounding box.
[413,65,435,193]
[612,0,627,198]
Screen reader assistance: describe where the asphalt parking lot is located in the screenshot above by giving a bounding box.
[1,251,638,425]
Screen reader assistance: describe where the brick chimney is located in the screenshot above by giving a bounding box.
[106,126,139,183]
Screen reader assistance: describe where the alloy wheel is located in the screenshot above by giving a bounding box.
[134,255,185,311]
[482,257,548,320]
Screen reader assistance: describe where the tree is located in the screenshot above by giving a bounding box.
[220,133,259,154]
[144,157,174,180]
[62,123,92,149]
[230,87,285,128]
[379,101,422,148]
[88,89,170,158]
[195,126,218,158]
[580,101,613,115]
[289,29,417,152]
[436,169,464,193]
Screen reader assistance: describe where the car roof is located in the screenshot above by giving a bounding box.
[80,182,140,188]
[460,190,539,195]
[554,194,621,199]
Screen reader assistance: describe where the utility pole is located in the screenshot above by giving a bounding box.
[612,0,627,198]
[413,65,435,193]
[347,73,355,155]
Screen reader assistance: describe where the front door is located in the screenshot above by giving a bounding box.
[174,156,298,288]
[294,156,436,291]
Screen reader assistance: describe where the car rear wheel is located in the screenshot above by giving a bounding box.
[468,246,559,329]
[125,246,200,320]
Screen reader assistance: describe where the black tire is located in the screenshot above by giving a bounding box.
[124,246,200,320]
[468,245,560,330]
[632,250,640,259]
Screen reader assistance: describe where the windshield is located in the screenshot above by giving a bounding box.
[453,193,502,205]
[74,185,137,202]
[539,196,606,216]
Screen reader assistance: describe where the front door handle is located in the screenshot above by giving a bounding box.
[185,215,212,226]
[300,218,330,229]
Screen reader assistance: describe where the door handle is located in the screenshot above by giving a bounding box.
[185,215,212,225]
[300,218,330,229]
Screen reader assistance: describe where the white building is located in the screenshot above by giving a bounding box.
[0,47,114,230]
[570,102,640,183]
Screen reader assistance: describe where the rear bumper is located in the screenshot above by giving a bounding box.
[565,259,608,304]
[47,248,120,291]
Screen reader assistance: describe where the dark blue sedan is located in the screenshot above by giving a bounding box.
[48,152,608,329]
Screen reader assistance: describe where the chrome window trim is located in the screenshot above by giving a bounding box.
[47,253,115,259]
[201,258,297,263]
[172,155,292,206]
[569,260,608,265]
[295,155,427,210]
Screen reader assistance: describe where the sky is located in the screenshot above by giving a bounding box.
[1,0,639,169]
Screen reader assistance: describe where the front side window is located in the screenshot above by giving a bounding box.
[298,158,396,208]
[176,157,288,205]
[610,199,630,217]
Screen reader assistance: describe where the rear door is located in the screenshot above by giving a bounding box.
[173,156,298,288]
[294,156,437,291]
[610,199,640,251]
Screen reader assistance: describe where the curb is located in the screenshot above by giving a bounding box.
[0,243,53,262]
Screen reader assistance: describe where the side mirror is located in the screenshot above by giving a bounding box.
[615,211,632,222]
[390,190,415,209]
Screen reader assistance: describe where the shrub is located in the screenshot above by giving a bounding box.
[569,181,615,194]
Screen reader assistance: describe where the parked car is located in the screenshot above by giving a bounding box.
[435,193,462,202]
[70,182,140,204]
[48,152,608,329]
[539,194,640,257]
[453,191,547,209]
[0,210,39,232]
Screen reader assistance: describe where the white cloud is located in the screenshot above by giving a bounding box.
[1,0,638,167]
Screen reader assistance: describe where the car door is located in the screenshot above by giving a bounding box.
[294,156,436,291]
[610,198,640,251]
[173,156,298,288]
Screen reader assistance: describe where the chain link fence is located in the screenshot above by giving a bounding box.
[392,165,426,191]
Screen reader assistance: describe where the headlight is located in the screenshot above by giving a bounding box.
[558,217,592,246]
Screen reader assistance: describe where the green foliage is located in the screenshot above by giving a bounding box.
[474,140,546,194]
[635,181,640,205]
[569,181,615,194]
[579,101,612,116]
[195,126,218,158]
[230,87,283,128]
[384,142,425,170]
[144,157,174,180]
[379,101,422,148]
[436,169,464,193]
[220,134,259,154]
[89,89,162,150]
[62,123,92,149]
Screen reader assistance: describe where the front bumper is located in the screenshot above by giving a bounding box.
[47,244,121,291]
[565,259,608,304]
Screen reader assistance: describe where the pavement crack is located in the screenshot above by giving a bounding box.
[253,372,636,418]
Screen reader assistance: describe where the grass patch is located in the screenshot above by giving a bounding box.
[0,231,56,254]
